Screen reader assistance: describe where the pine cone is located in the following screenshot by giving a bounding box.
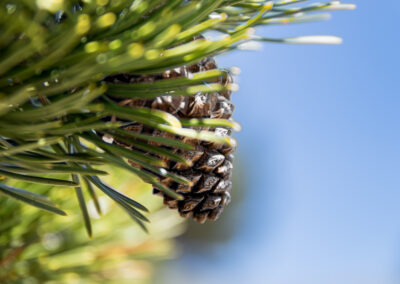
[104,58,235,223]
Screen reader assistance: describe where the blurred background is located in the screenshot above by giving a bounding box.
[156,1,400,284]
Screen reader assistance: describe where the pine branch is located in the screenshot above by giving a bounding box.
[0,0,355,232]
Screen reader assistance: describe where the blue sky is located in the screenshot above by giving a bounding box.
[161,1,400,283]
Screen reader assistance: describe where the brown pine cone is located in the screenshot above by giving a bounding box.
[104,57,235,223]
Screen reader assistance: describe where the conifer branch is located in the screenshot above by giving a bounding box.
[0,0,355,231]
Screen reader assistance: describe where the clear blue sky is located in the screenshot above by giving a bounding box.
[161,1,400,283]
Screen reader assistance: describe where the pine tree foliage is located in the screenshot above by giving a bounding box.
[0,0,355,233]
[0,172,185,283]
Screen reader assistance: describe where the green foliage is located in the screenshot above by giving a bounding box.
[0,0,355,232]
[0,169,186,283]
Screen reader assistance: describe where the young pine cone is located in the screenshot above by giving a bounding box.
[105,58,236,223]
